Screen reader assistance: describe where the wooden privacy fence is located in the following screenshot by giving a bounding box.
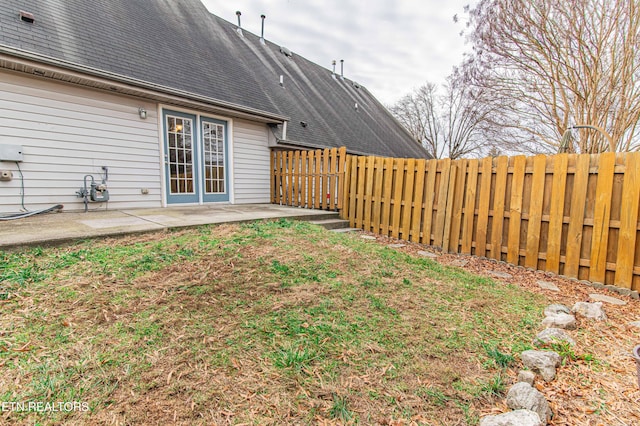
[271,147,347,210]
[342,152,640,291]
[271,148,640,290]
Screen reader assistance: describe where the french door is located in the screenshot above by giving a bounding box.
[163,110,229,204]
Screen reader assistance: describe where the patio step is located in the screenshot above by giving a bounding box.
[309,217,352,230]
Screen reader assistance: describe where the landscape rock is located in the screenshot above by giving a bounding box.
[572,301,607,320]
[541,313,576,330]
[613,287,632,297]
[449,258,469,267]
[543,304,571,317]
[537,280,560,291]
[506,382,552,424]
[588,293,627,306]
[480,409,543,426]
[488,270,513,280]
[417,250,438,258]
[360,235,377,240]
[628,321,640,329]
[521,350,562,382]
[517,370,536,385]
[387,243,406,248]
[534,328,576,347]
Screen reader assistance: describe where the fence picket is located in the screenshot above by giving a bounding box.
[401,158,416,241]
[490,156,509,260]
[337,147,347,210]
[475,157,493,257]
[441,162,457,251]
[348,156,358,227]
[589,152,615,283]
[372,156,385,235]
[614,153,640,289]
[364,156,376,232]
[389,159,403,238]
[421,159,438,245]
[355,156,366,229]
[461,159,479,254]
[546,154,569,273]
[564,154,591,277]
[448,159,467,252]
[410,159,426,243]
[381,157,395,235]
[525,155,546,269]
[434,159,451,247]
[507,156,526,265]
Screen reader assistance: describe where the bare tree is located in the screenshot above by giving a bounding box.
[465,0,640,153]
[390,76,496,159]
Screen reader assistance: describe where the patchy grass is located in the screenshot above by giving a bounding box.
[0,219,550,424]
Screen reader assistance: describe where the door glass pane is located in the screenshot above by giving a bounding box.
[202,121,225,194]
[166,115,195,195]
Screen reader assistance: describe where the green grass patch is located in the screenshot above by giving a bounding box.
[0,219,551,425]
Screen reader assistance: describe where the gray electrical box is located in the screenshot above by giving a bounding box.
[0,144,24,162]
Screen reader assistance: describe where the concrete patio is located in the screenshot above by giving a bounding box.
[0,204,341,250]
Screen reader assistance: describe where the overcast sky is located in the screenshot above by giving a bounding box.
[201,0,473,106]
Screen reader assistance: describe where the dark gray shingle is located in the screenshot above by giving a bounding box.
[0,0,427,158]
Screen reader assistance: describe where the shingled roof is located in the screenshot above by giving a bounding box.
[0,0,428,158]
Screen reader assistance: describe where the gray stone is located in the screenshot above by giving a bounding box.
[360,235,377,240]
[590,282,605,289]
[506,382,552,424]
[572,301,607,320]
[534,327,576,347]
[480,409,543,426]
[631,291,639,300]
[543,304,571,317]
[537,280,560,291]
[589,293,627,306]
[628,321,640,328]
[541,313,577,330]
[521,350,562,382]
[449,258,469,267]
[417,250,438,259]
[615,287,632,297]
[387,243,406,248]
[488,270,513,279]
[517,370,536,385]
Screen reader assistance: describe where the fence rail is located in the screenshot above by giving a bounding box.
[271,148,640,291]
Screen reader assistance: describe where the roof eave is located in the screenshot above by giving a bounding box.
[0,45,289,124]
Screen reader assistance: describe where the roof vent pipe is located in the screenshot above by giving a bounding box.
[260,14,266,45]
[236,11,243,36]
[331,60,337,79]
[340,59,344,80]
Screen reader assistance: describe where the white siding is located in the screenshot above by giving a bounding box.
[232,119,271,204]
[0,70,161,213]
